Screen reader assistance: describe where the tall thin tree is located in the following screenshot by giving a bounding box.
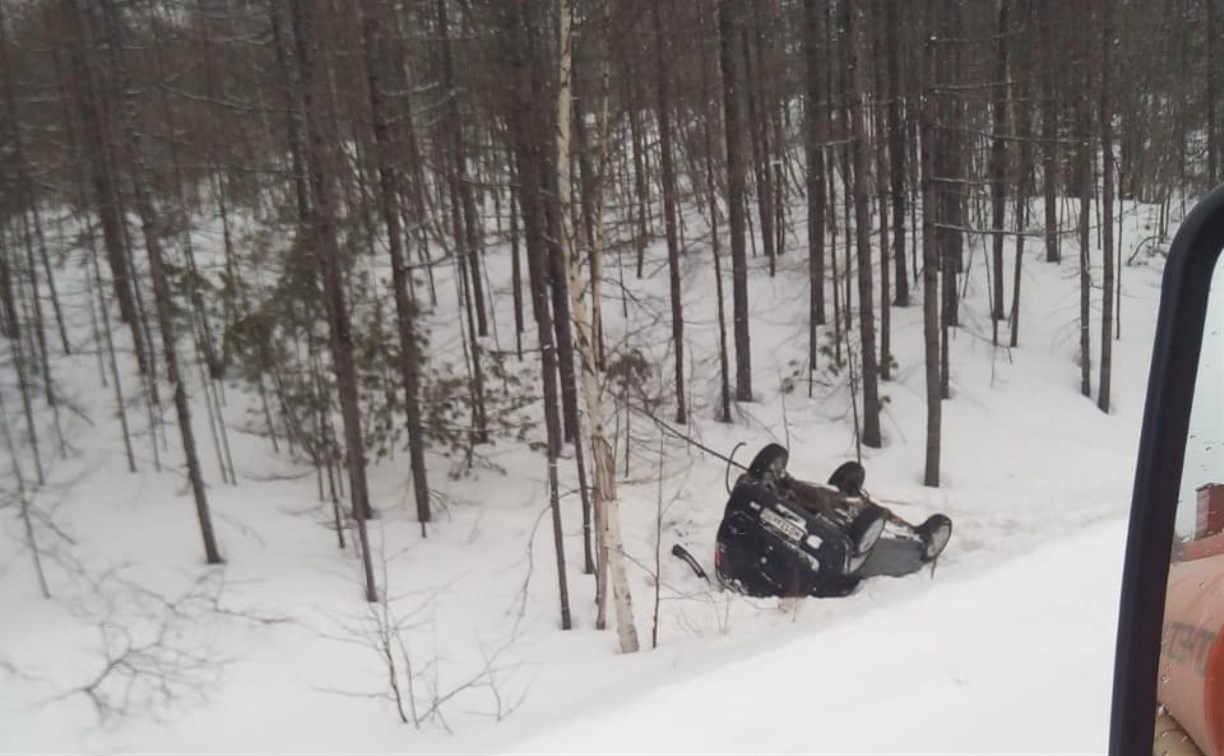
[1040,0,1060,264]
[990,0,1011,339]
[1077,2,1093,400]
[922,0,942,487]
[718,0,752,402]
[843,0,882,448]
[653,1,686,425]
[96,0,222,564]
[502,0,572,630]
[288,0,377,600]
[59,0,148,376]
[362,8,431,533]
[885,0,908,307]
[558,0,638,652]
[1098,0,1115,413]
[804,0,828,384]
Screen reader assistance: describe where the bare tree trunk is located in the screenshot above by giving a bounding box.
[830,151,843,367]
[1098,0,1114,413]
[886,0,908,307]
[629,89,648,279]
[589,11,613,372]
[990,0,1011,335]
[60,0,148,376]
[557,0,637,651]
[1078,6,1093,400]
[0,240,17,339]
[151,83,233,492]
[841,143,853,341]
[653,2,686,425]
[922,0,941,487]
[1041,0,1060,263]
[503,0,572,631]
[700,28,733,424]
[288,0,376,600]
[870,5,891,381]
[454,221,491,447]
[741,23,775,277]
[547,207,581,446]
[96,0,222,564]
[76,195,136,470]
[0,384,49,597]
[362,9,431,534]
[576,6,616,576]
[5,254,44,486]
[1010,202,1027,348]
[510,173,524,360]
[936,0,961,401]
[437,0,487,338]
[1010,0,1034,349]
[18,213,54,412]
[0,15,69,359]
[804,0,827,365]
[843,0,881,448]
[573,79,597,262]
[719,0,752,402]
[269,0,312,227]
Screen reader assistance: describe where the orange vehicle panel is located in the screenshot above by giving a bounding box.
[1182,531,1224,562]
[1158,553,1224,755]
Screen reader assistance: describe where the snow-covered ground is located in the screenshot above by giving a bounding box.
[0,195,1196,754]
[495,517,1128,755]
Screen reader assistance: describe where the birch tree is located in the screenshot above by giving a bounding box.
[557,0,638,654]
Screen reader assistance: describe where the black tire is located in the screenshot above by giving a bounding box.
[747,443,789,486]
[848,505,887,557]
[828,461,866,496]
[917,514,953,562]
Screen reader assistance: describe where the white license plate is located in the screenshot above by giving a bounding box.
[761,507,805,542]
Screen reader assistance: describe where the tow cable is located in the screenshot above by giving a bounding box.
[633,405,750,495]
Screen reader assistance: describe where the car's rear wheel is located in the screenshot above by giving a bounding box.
[917,514,953,561]
[828,461,866,496]
[747,443,789,488]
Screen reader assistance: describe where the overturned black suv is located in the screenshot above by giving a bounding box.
[713,444,953,598]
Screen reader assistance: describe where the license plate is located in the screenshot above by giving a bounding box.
[761,507,804,542]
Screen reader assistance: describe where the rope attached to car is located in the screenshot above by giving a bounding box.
[634,404,752,482]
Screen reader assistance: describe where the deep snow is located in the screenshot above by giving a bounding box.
[496,517,1128,755]
[0,193,1202,754]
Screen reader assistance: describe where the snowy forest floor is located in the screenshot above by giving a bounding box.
[0,193,1193,754]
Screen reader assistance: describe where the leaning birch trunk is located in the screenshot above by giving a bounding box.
[556,0,639,654]
[588,0,615,619]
